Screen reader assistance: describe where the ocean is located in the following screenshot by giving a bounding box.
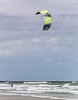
[0,81,78,100]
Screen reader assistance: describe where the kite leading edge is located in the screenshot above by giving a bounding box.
[36,10,52,30]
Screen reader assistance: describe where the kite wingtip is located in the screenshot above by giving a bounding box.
[36,12,40,15]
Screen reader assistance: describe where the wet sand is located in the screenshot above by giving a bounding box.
[0,95,65,100]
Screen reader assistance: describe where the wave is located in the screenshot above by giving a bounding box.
[0,81,78,100]
[23,81,47,84]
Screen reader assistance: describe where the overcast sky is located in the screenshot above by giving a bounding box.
[0,0,78,81]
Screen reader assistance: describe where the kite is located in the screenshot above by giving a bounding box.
[36,10,52,30]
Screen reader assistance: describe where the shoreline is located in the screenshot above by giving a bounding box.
[0,95,65,100]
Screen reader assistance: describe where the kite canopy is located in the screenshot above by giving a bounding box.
[36,10,52,30]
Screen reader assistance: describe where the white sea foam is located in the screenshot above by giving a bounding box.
[0,81,78,100]
[62,83,70,87]
[71,81,77,83]
[23,82,47,84]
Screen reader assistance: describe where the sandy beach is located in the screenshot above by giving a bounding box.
[0,95,65,100]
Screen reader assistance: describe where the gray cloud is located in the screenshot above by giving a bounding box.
[0,14,27,31]
[0,12,78,58]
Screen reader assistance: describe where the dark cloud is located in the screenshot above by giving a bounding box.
[52,13,78,35]
[71,0,78,5]
[58,13,78,19]
[0,14,28,31]
[0,14,42,32]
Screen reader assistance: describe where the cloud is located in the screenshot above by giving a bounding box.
[75,59,78,62]
[56,62,62,65]
[71,0,78,5]
[32,39,40,42]
[0,0,78,59]
[45,59,51,62]
[48,38,58,44]
[0,14,27,31]
[0,11,78,58]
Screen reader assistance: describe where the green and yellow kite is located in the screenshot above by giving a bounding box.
[36,10,52,30]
